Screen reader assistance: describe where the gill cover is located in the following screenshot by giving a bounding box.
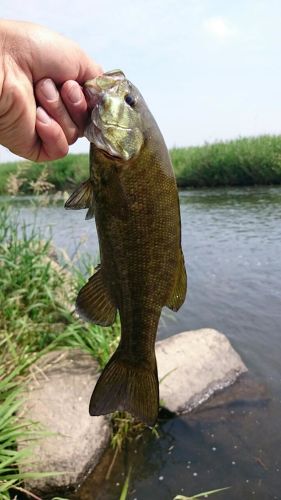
[84,70,143,161]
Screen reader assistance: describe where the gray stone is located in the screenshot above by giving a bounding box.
[18,329,247,494]
[19,350,110,494]
[156,328,247,414]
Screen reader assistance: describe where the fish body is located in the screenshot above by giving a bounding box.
[65,70,187,425]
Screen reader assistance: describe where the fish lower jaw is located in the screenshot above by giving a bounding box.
[85,123,120,159]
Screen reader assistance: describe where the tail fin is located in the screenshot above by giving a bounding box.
[89,351,159,426]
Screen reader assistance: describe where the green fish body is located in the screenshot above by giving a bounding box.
[65,70,187,425]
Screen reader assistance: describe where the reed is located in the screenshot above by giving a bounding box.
[0,205,120,498]
[1,135,281,194]
[171,135,281,187]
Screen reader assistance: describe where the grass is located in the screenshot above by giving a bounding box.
[0,203,160,499]
[171,135,281,187]
[0,362,58,500]
[0,193,230,498]
[0,204,121,498]
[0,155,88,196]
[0,206,120,369]
[1,135,281,195]
[173,488,230,500]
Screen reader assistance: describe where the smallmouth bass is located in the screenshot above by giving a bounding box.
[65,70,187,426]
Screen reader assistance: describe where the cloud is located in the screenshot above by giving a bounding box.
[203,16,236,39]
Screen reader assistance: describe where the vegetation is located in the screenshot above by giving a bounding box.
[0,154,88,196]
[1,135,281,195]
[0,160,236,497]
[171,135,281,187]
[0,205,121,498]
[172,488,230,500]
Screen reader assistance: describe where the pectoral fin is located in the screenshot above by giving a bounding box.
[76,267,117,326]
[64,179,95,219]
[166,250,187,311]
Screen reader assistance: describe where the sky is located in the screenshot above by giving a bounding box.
[1,0,281,163]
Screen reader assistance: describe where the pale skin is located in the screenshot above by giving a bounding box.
[0,20,102,162]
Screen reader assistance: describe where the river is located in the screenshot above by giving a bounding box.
[4,186,281,499]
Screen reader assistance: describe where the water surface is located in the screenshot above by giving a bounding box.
[3,186,281,499]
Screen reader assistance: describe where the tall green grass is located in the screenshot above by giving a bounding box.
[0,154,88,195]
[1,135,281,194]
[0,364,55,500]
[171,135,281,187]
[0,207,120,368]
[0,205,120,498]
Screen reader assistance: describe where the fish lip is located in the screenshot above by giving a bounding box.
[83,86,102,110]
[101,150,124,161]
[85,120,124,161]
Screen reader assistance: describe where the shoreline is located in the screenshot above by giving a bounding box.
[0,134,281,195]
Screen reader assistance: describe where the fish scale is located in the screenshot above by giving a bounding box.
[65,70,187,425]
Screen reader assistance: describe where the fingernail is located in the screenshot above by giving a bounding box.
[40,79,58,101]
[67,83,83,104]
[36,107,51,124]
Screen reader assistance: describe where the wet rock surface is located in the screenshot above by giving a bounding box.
[18,329,247,494]
[156,328,247,414]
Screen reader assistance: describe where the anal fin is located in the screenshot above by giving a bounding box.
[166,250,187,311]
[76,267,116,326]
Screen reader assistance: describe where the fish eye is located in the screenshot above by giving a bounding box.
[125,94,135,107]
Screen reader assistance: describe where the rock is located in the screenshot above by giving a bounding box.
[18,329,247,494]
[156,328,247,414]
[18,350,110,495]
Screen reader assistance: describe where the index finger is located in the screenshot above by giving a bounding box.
[60,80,88,135]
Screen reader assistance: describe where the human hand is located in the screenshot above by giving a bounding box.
[0,20,102,162]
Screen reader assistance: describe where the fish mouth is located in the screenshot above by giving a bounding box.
[86,121,123,160]
[83,85,121,158]
[83,70,125,109]
[85,116,127,161]
[84,85,102,110]
[83,71,134,161]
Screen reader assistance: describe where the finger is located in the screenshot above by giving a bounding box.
[35,78,78,145]
[35,106,69,161]
[4,21,103,84]
[29,24,103,83]
[60,80,88,136]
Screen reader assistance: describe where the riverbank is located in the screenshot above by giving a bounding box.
[0,203,239,500]
[0,205,121,498]
[1,186,281,499]
[1,135,281,195]
[0,201,248,500]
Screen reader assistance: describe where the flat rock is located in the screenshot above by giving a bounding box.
[18,329,247,494]
[18,350,110,495]
[156,328,247,414]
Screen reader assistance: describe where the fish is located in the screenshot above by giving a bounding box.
[65,69,187,426]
